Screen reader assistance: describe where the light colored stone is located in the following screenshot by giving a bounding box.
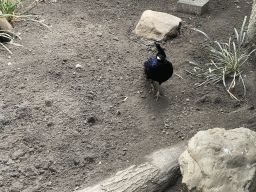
[10,181,24,191]
[0,11,12,31]
[135,10,182,41]
[0,11,13,42]
[75,142,187,192]
[179,128,256,192]
[177,0,209,15]
[76,64,82,69]
[0,151,9,163]
[247,0,256,46]
[12,148,26,160]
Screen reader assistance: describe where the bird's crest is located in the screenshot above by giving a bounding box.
[155,43,166,60]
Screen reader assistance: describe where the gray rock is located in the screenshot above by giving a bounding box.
[75,142,186,192]
[21,185,40,192]
[87,116,96,124]
[177,0,209,15]
[0,152,9,163]
[10,181,24,192]
[12,149,26,160]
[0,175,4,187]
[179,128,256,192]
[7,158,15,165]
[0,115,10,125]
[45,100,52,107]
[19,165,39,177]
[135,10,182,41]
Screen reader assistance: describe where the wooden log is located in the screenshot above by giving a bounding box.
[75,142,187,192]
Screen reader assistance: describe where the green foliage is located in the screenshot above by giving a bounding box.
[0,30,22,54]
[0,0,50,54]
[0,0,20,21]
[187,16,256,100]
[0,0,38,21]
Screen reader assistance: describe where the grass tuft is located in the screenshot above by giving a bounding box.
[0,0,49,53]
[0,0,20,21]
[187,16,256,100]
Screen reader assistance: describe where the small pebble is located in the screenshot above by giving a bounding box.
[11,181,23,191]
[12,149,26,160]
[73,158,80,166]
[87,117,96,124]
[116,110,121,115]
[47,122,54,127]
[7,158,14,165]
[76,64,82,69]
[45,100,52,107]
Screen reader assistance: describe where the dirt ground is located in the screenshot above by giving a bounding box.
[0,0,256,191]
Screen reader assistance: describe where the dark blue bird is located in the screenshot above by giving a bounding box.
[144,43,173,100]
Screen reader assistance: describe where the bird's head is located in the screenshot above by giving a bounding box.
[156,54,165,61]
[155,43,167,60]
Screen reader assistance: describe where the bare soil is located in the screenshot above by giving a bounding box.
[0,0,255,191]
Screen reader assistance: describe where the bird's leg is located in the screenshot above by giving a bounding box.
[155,84,164,101]
[150,80,155,93]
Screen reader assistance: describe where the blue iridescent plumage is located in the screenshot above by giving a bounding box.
[144,43,173,100]
[148,57,157,66]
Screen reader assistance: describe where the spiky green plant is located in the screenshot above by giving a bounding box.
[187,16,256,100]
[0,0,20,21]
[0,30,22,54]
[0,1,50,54]
[0,0,38,21]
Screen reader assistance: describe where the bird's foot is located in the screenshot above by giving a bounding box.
[155,90,164,101]
[149,82,155,93]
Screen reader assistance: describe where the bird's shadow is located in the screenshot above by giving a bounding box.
[143,80,171,115]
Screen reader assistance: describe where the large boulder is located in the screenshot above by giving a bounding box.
[135,10,182,41]
[179,128,256,192]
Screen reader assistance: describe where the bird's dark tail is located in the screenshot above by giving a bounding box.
[155,43,166,59]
